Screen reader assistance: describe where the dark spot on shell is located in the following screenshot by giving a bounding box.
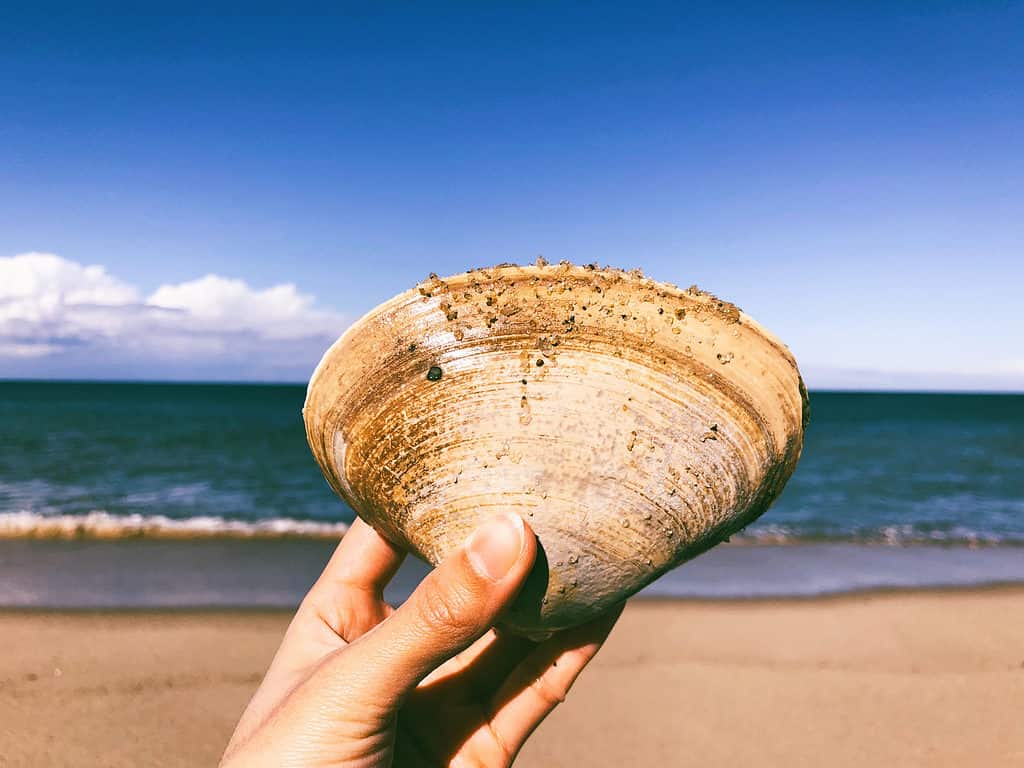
[536,359,544,367]
[407,343,417,352]
[426,366,443,381]
[521,378,528,385]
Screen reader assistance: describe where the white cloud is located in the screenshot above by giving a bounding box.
[0,252,348,380]
[148,274,341,340]
[0,252,140,306]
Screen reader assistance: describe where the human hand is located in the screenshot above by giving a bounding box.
[220,513,622,767]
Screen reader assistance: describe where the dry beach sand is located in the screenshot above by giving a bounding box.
[1,588,1022,767]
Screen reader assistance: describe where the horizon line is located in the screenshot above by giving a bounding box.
[2,377,1022,396]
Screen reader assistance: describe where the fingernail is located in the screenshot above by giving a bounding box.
[466,513,525,581]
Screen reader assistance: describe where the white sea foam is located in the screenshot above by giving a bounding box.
[731,523,1018,547]
[0,510,1017,546]
[0,511,349,540]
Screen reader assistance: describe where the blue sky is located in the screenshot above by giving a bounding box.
[1,2,1021,388]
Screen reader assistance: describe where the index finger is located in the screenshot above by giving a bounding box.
[314,516,406,596]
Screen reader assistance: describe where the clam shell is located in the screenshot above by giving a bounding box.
[304,262,808,636]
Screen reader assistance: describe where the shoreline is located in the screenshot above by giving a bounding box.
[638,579,1024,604]
[3,588,1022,767]
[1,581,1023,615]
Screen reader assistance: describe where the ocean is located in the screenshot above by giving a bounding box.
[1,381,1022,606]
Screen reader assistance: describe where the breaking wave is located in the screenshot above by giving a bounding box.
[0,511,1020,547]
[732,523,1023,547]
[0,511,349,540]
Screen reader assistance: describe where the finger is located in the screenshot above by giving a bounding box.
[302,518,406,642]
[313,517,406,597]
[422,626,538,698]
[462,627,538,692]
[341,513,536,710]
[487,603,623,761]
[419,628,503,688]
[224,519,406,760]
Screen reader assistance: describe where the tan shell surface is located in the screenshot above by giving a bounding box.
[304,262,808,636]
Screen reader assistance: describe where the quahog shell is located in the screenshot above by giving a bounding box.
[304,262,808,637]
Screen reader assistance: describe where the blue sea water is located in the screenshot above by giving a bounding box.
[1,382,1022,606]
[1,382,1021,545]
[751,391,1024,545]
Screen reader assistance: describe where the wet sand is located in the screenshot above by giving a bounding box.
[1,588,1022,767]
[6,539,1024,607]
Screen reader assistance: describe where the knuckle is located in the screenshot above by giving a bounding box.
[415,576,477,637]
[486,722,516,765]
[528,668,568,707]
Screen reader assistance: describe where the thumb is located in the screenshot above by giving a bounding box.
[343,512,536,709]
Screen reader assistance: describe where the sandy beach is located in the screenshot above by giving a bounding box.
[2,587,1022,767]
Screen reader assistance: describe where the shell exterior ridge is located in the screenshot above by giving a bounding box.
[304,260,808,635]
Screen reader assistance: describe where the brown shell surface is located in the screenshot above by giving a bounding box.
[304,262,809,636]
